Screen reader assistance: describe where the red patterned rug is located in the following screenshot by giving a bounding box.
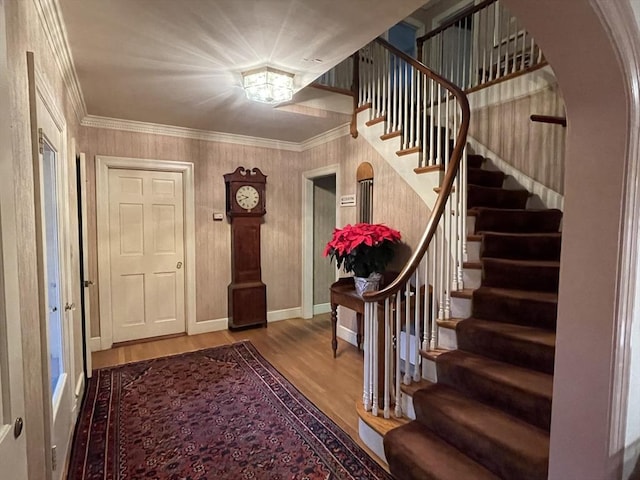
[68,341,390,479]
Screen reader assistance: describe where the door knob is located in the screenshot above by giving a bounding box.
[83,280,94,287]
[14,417,23,438]
[49,306,57,313]
[64,303,75,312]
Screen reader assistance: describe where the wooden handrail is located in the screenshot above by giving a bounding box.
[417,0,496,44]
[530,114,567,127]
[362,37,470,302]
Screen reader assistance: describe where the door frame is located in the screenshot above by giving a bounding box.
[301,164,341,319]
[95,155,196,350]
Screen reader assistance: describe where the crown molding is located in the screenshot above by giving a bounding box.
[300,123,350,151]
[33,0,87,123]
[82,115,351,152]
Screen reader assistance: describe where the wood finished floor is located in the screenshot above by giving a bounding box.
[92,314,388,469]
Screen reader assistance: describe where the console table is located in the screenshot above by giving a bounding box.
[329,272,399,358]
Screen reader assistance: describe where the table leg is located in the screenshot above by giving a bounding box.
[331,303,338,358]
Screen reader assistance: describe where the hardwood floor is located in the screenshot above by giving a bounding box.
[93,314,388,468]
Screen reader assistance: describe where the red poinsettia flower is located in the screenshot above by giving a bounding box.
[324,223,402,278]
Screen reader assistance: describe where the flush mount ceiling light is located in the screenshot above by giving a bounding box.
[242,67,294,104]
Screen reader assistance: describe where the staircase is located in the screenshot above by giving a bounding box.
[383,153,561,479]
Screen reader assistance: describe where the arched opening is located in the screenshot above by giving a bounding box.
[500,1,640,477]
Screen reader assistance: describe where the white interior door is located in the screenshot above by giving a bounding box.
[109,168,185,343]
[0,0,28,475]
[36,92,74,480]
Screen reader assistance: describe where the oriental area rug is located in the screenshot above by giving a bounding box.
[68,341,391,479]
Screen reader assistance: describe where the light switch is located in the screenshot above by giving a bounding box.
[213,212,224,221]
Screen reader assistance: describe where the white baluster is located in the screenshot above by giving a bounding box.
[395,292,402,417]
[429,78,435,166]
[410,67,416,148]
[413,270,421,382]
[363,301,371,411]
[372,302,379,417]
[403,282,411,385]
[423,252,430,352]
[384,298,391,419]
[430,235,439,350]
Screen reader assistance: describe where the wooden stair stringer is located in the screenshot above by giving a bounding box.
[356,107,440,209]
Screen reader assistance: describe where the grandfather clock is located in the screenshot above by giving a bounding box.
[224,167,267,330]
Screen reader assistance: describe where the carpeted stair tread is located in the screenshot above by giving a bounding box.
[473,207,563,233]
[468,185,529,209]
[482,257,560,292]
[481,232,562,261]
[467,154,485,169]
[456,318,556,374]
[384,422,501,480]
[468,168,505,188]
[472,286,558,330]
[413,384,550,480]
[436,350,553,430]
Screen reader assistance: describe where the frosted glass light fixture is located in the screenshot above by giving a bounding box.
[242,67,294,104]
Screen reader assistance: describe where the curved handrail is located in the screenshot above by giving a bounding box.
[363,37,470,302]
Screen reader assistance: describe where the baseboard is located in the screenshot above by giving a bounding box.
[189,317,229,335]
[313,303,331,315]
[337,325,358,346]
[90,337,101,352]
[267,307,302,323]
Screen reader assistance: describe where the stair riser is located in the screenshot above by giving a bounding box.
[437,326,457,350]
[468,186,529,210]
[468,168,505,188]
[436,360,552,430]
[472,292,557,330]
[481,234,562,261]
[413,391,549,480]
[451,296,472,318]
[456,327,555,375]
[467,240,481,263]
[482,261,559,293]
[463,267,481,289]
[475,209,563,234]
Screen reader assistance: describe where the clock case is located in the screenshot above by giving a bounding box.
[223,167,267,330]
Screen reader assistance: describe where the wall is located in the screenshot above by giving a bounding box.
[312,176,336,306]
[6,0,84,477]
[469,83,566,194]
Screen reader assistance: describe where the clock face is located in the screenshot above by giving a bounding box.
[235,185,260,211]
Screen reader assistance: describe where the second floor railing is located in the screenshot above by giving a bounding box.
[417,0,545,92]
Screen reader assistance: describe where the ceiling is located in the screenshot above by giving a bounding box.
[59,0,429,142]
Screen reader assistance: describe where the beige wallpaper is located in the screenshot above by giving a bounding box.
[79,128,428,337]
[313,176,336,305]
[469,85,566,194]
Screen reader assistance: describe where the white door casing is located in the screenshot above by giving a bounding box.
[108,168,185,343]
[301,164,341,319]
[78,153,92,374]
[32,57,75,479]
[0,1,28,476]
[96,156,196,350]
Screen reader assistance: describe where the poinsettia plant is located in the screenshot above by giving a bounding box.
[323,223,402,278]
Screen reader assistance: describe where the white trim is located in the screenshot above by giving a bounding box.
[592,0,640,468]
[299,123,350,151]
[312,303,331,315]
[82,115,350,152]
[32,0,87,123]
[73,373,84,401]
[188,318,228,336]
[466,136,564,210]
[358,419,388,464]
[267,307,301,323]
[337,324,358,347]
[301,164,341,318]
[95,155,196,350]
[89,337,101,352]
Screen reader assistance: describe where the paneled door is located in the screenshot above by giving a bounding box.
[108,169,186,342]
